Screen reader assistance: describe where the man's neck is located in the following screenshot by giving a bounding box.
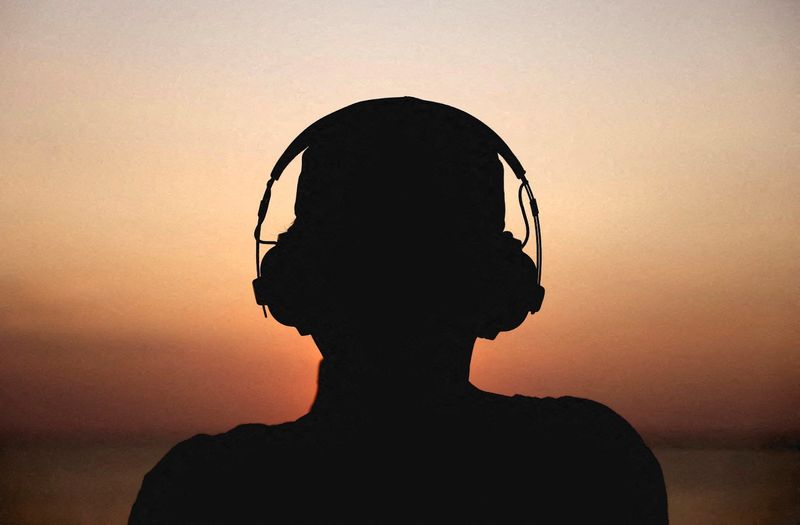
[309,333,477,415]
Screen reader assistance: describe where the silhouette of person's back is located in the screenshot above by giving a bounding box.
[130,97,667,524]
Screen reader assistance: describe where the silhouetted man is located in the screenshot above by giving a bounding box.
[130,97,668,523]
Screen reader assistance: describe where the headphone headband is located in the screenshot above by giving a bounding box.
[268,97,527,183]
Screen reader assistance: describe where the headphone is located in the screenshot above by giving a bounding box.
[252,97,543,323]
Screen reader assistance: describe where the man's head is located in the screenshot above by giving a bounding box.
[254,98,543,348]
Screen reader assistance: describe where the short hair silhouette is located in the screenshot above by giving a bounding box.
[130,96,668,524]
[253,97,543,340]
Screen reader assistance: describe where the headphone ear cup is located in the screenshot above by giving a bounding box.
[530,282,545,314]
[470,232,543,339]
[255,239,321,335]
[252,275,269,306]
[499,232,545,316]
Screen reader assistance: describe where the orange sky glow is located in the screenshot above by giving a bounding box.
[1,1,798,443]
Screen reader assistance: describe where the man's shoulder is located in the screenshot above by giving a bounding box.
[129,420,305,524]
[151,421,299,465]
[468,391,654,457]
[512,394,645,441]
[461,391,667,522]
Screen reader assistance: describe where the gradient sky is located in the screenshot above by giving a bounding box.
[1,0,798,441]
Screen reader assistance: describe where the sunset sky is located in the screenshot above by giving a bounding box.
[1,1,798,442]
